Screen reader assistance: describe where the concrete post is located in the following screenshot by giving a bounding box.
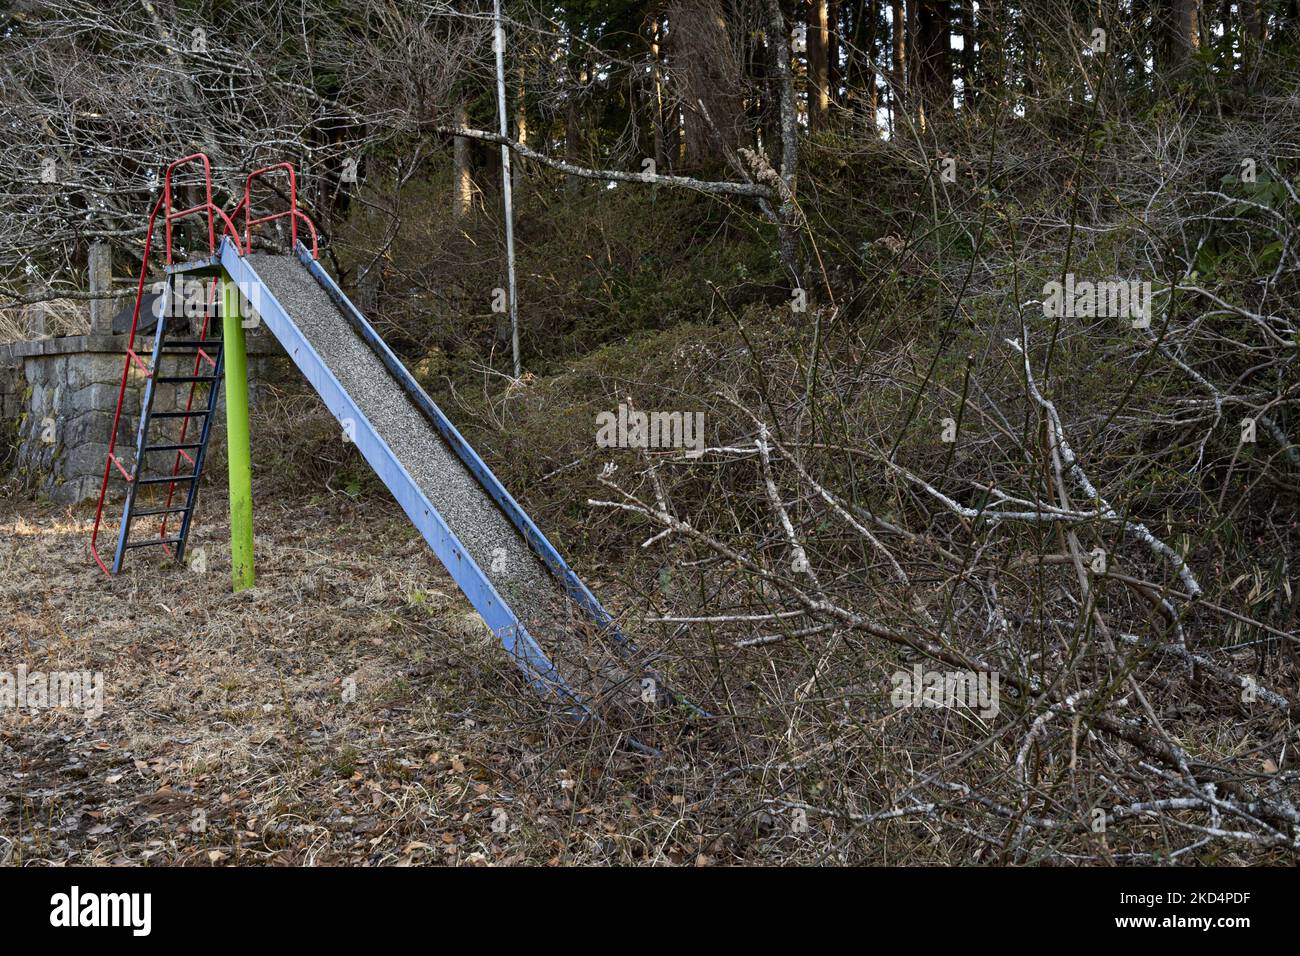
[88,240,113,334]
[26,282,47,337]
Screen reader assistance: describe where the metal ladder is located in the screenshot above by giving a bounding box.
[108,275,225,572]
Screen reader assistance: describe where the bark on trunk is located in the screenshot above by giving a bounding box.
[891,0,906,124]
[959,0,975,108]
[849,0,880,129]
[452,102,473,218]
[1173,0,1200,55]
[914,0,952,126]
[513,63,528,192]
[765,0,803,284]
[651,18,667,169]
[808,0,831,130]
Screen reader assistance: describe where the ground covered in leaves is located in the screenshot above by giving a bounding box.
[0,493,761,866]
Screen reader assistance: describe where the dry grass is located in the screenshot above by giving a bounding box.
[0,493,689,865]
[1,470,1295,866]
[0,490,830,866]
[0,300,91,344]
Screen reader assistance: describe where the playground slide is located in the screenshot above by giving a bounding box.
[204,239,648,713]
[88,156,685,729]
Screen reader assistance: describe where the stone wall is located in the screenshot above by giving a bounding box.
[0,332,288,504]
[0,360,21,474]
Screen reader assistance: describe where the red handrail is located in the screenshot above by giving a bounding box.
[92,153,319,574]
[91,155,244,573]
[163,154,215,265]
[244,162,319,258]
[90,192,166,573]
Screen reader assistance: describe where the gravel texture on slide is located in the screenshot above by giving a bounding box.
[246,254,635,707]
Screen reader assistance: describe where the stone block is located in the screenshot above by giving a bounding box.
[63,410,116,447]
[64,441,112,480]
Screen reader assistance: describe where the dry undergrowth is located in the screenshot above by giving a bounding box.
[0,493,753,866]
[3,464,1294,866]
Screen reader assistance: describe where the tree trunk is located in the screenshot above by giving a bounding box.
[828,0,841,114]
[565,60,586,192]
[513,63,527,192]
[666,104,681,171]
[808,0,831,131]
[1241,0,1265,82]
[914,0,952,126]
[650,18,667,169]
[672,0,742,169]
[765,0,802,285]
[1240,0,1262,42]
[959,0,975,108]
[452,102,472,217]
[1158,0,1200,72]
[977,0,1002,99]
[1131,0,1150,88]
[849,0,879,130]
[905,0,918,111]
[1172,0,1200,56]
[891,0,906,125]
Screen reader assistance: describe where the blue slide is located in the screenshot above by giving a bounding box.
[154,238,692,723]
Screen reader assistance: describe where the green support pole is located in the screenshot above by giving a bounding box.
[221,274,255,591]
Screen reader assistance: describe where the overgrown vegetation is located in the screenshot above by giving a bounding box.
[3,0,1300,864]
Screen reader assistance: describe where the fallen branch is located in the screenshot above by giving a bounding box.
[431,125,775,199]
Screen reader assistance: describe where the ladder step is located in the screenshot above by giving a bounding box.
[124,536,182,550]
[137,474,198,485]
[131,505,191,517]
[155,374,219,383]
[143,442,204,453]
[151,409,211,419]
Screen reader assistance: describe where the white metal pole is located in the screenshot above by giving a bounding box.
[493,0,521,378]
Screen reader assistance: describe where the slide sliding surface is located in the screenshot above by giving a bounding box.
[228,246,642,711]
